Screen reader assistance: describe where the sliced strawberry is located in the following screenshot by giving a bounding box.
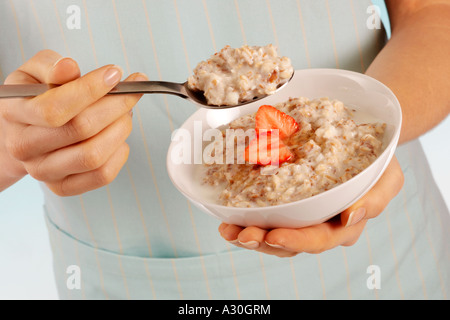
[255,105,299,140]
[245,131,293,166]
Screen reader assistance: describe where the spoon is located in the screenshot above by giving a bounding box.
[0,72,294,109]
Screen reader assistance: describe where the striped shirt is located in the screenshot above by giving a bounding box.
[0,0,448,300]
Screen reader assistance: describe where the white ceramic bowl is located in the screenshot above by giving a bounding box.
[167,69,402,229]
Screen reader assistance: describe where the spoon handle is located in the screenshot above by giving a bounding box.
[0,81,187,99]
[109,81,186,97]
[0,83,55,98]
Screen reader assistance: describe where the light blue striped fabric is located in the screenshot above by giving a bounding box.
[0,0,448,300]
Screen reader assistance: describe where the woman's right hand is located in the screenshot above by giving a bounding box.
[0,50,146,196]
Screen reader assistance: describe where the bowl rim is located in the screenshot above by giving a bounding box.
[166,68,402,212]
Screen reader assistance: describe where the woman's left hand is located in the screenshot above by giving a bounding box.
[218,156,404,257]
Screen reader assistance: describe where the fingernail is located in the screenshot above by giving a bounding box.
[346,207,366,227]
[104,66,122,86]
[52,56,68,68]
[239,240,259,249]
[265,241,284,249]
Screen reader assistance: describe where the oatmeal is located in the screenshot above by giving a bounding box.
[202,97,386,207]
[187,44,294,106]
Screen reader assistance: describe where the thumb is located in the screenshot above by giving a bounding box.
[5,49,80,85]
[47,56,81,85]
[340,156,404,227]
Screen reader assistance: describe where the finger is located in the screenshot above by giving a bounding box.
[47,56,81,84]
[218,222,228,235]
[5,50,80,85]
[46,142,130,197]
[12,73,146,160]
[6,64,123,127]
[60,71,144,141]
[25,112,132,182]
[237,226,297,257]
[340,156,404,227]
[265,216,367,254]
[219,223,244,243]
[218,224,298,257]
[236,226,268,250]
